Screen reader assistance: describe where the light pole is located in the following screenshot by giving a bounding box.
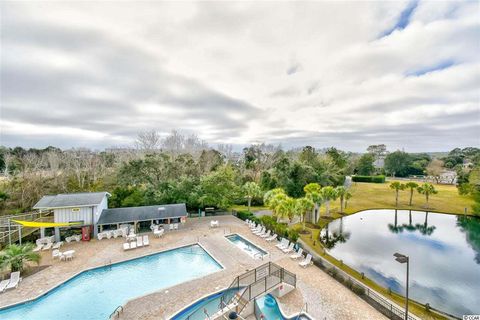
[394,252,409,320]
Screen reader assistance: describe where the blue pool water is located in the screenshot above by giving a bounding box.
[255,294,311,320]
[0,244,222,320]
[225,234,268,259]
[171,288,239,320]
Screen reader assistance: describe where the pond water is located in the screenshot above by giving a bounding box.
[320,209,480,317]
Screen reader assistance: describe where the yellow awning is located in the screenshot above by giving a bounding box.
[12,220,82,228]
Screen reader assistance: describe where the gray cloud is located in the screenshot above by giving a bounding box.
[0,1,478,151]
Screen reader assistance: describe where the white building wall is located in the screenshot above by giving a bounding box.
[54,206,95,225]
[94,195,108,224]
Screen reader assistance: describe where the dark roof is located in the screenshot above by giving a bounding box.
[97,203,187,225]
[33,192,110,209]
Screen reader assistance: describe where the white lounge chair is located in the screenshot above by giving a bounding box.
[42,242,53,251]
[266,234,277,241]
[256,228,266,237]
[169,224,174,231]
[299,254,313,268]
[260,230,271,238]
[245,219,250,224]
[5,272,21,290]
[290,248,303,260]
[0,280,9,293]
[106,231,113,239]
[173,223,179,230]
[136,236,143,247]
[52,242,63,250]
[143,235,149,246]
[123,242,130,251]
[74,235,81,242]
[253,227,265,235]
[130,241,137,249]
[283,243,295,253]
[275,238,288,249]
[250,223,258,231]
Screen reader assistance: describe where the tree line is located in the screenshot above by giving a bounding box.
[0,132,478,215]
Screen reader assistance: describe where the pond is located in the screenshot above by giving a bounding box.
[320,209,480,317]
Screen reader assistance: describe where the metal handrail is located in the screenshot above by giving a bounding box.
[184,262,296,319]
[109,305,123,319]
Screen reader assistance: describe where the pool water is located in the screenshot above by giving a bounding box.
[320,210,480,317]
[225,234,268,259]
[255,294,311,320]
[0,244,222,320]
[170,288,239,320]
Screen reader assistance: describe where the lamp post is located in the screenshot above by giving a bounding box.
[394,252,409,320]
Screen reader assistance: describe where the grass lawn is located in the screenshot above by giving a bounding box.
[323,180,475,216]
[230,204,268,212]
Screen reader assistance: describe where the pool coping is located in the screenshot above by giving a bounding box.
[166,286,228,319]
[224,233,270,260]
[0,242,224,313]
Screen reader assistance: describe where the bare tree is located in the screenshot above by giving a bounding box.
[426,159,444,184]
[135,130,161,152]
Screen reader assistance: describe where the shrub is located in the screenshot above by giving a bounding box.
[352,284,366,295]
[327,267,338,277]
[275,224,288,238]
[288,229,299,242]
[352,175,385,183]
[345,278,354,289]
[336,274,345,283]
[236,210,259,223]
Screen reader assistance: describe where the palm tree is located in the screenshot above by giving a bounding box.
[296,197,315,231]
[319,186,337,218]
[0,243,41,273]
[304,183,322,222]
[389,182,405,207]
[417,183,438,209]
[242,181,262,212]
[405,182,419,206]
[263,188,286,215]
[275,196,297,222]
[335,186,351,214]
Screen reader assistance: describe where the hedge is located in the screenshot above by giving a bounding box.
[352,175,385,183]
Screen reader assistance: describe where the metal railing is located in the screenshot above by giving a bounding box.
[109,305,123,319]
[0,212,53,246]
[182,262,296,320]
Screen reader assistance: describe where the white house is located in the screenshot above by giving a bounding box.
[33,192,110,241]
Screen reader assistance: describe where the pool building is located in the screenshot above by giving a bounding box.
[33,192,188,241]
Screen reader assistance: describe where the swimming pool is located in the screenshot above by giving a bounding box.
[170,288,239,320]
[225,234,268,259]
[0,244,222,320]
[255,294,312,320]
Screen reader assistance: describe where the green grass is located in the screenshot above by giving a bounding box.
[229,204,268,212]
[326,180,475,216]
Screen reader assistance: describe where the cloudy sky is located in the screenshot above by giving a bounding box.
[1,1,479,152]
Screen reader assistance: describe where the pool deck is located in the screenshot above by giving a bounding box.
[0,215,385,320]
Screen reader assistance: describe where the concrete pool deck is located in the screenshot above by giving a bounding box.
[0,215,385,320]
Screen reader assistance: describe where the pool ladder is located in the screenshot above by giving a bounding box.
[109,305,123,319]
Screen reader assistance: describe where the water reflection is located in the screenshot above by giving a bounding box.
[387,210,436,235]
[320,210,480,317]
